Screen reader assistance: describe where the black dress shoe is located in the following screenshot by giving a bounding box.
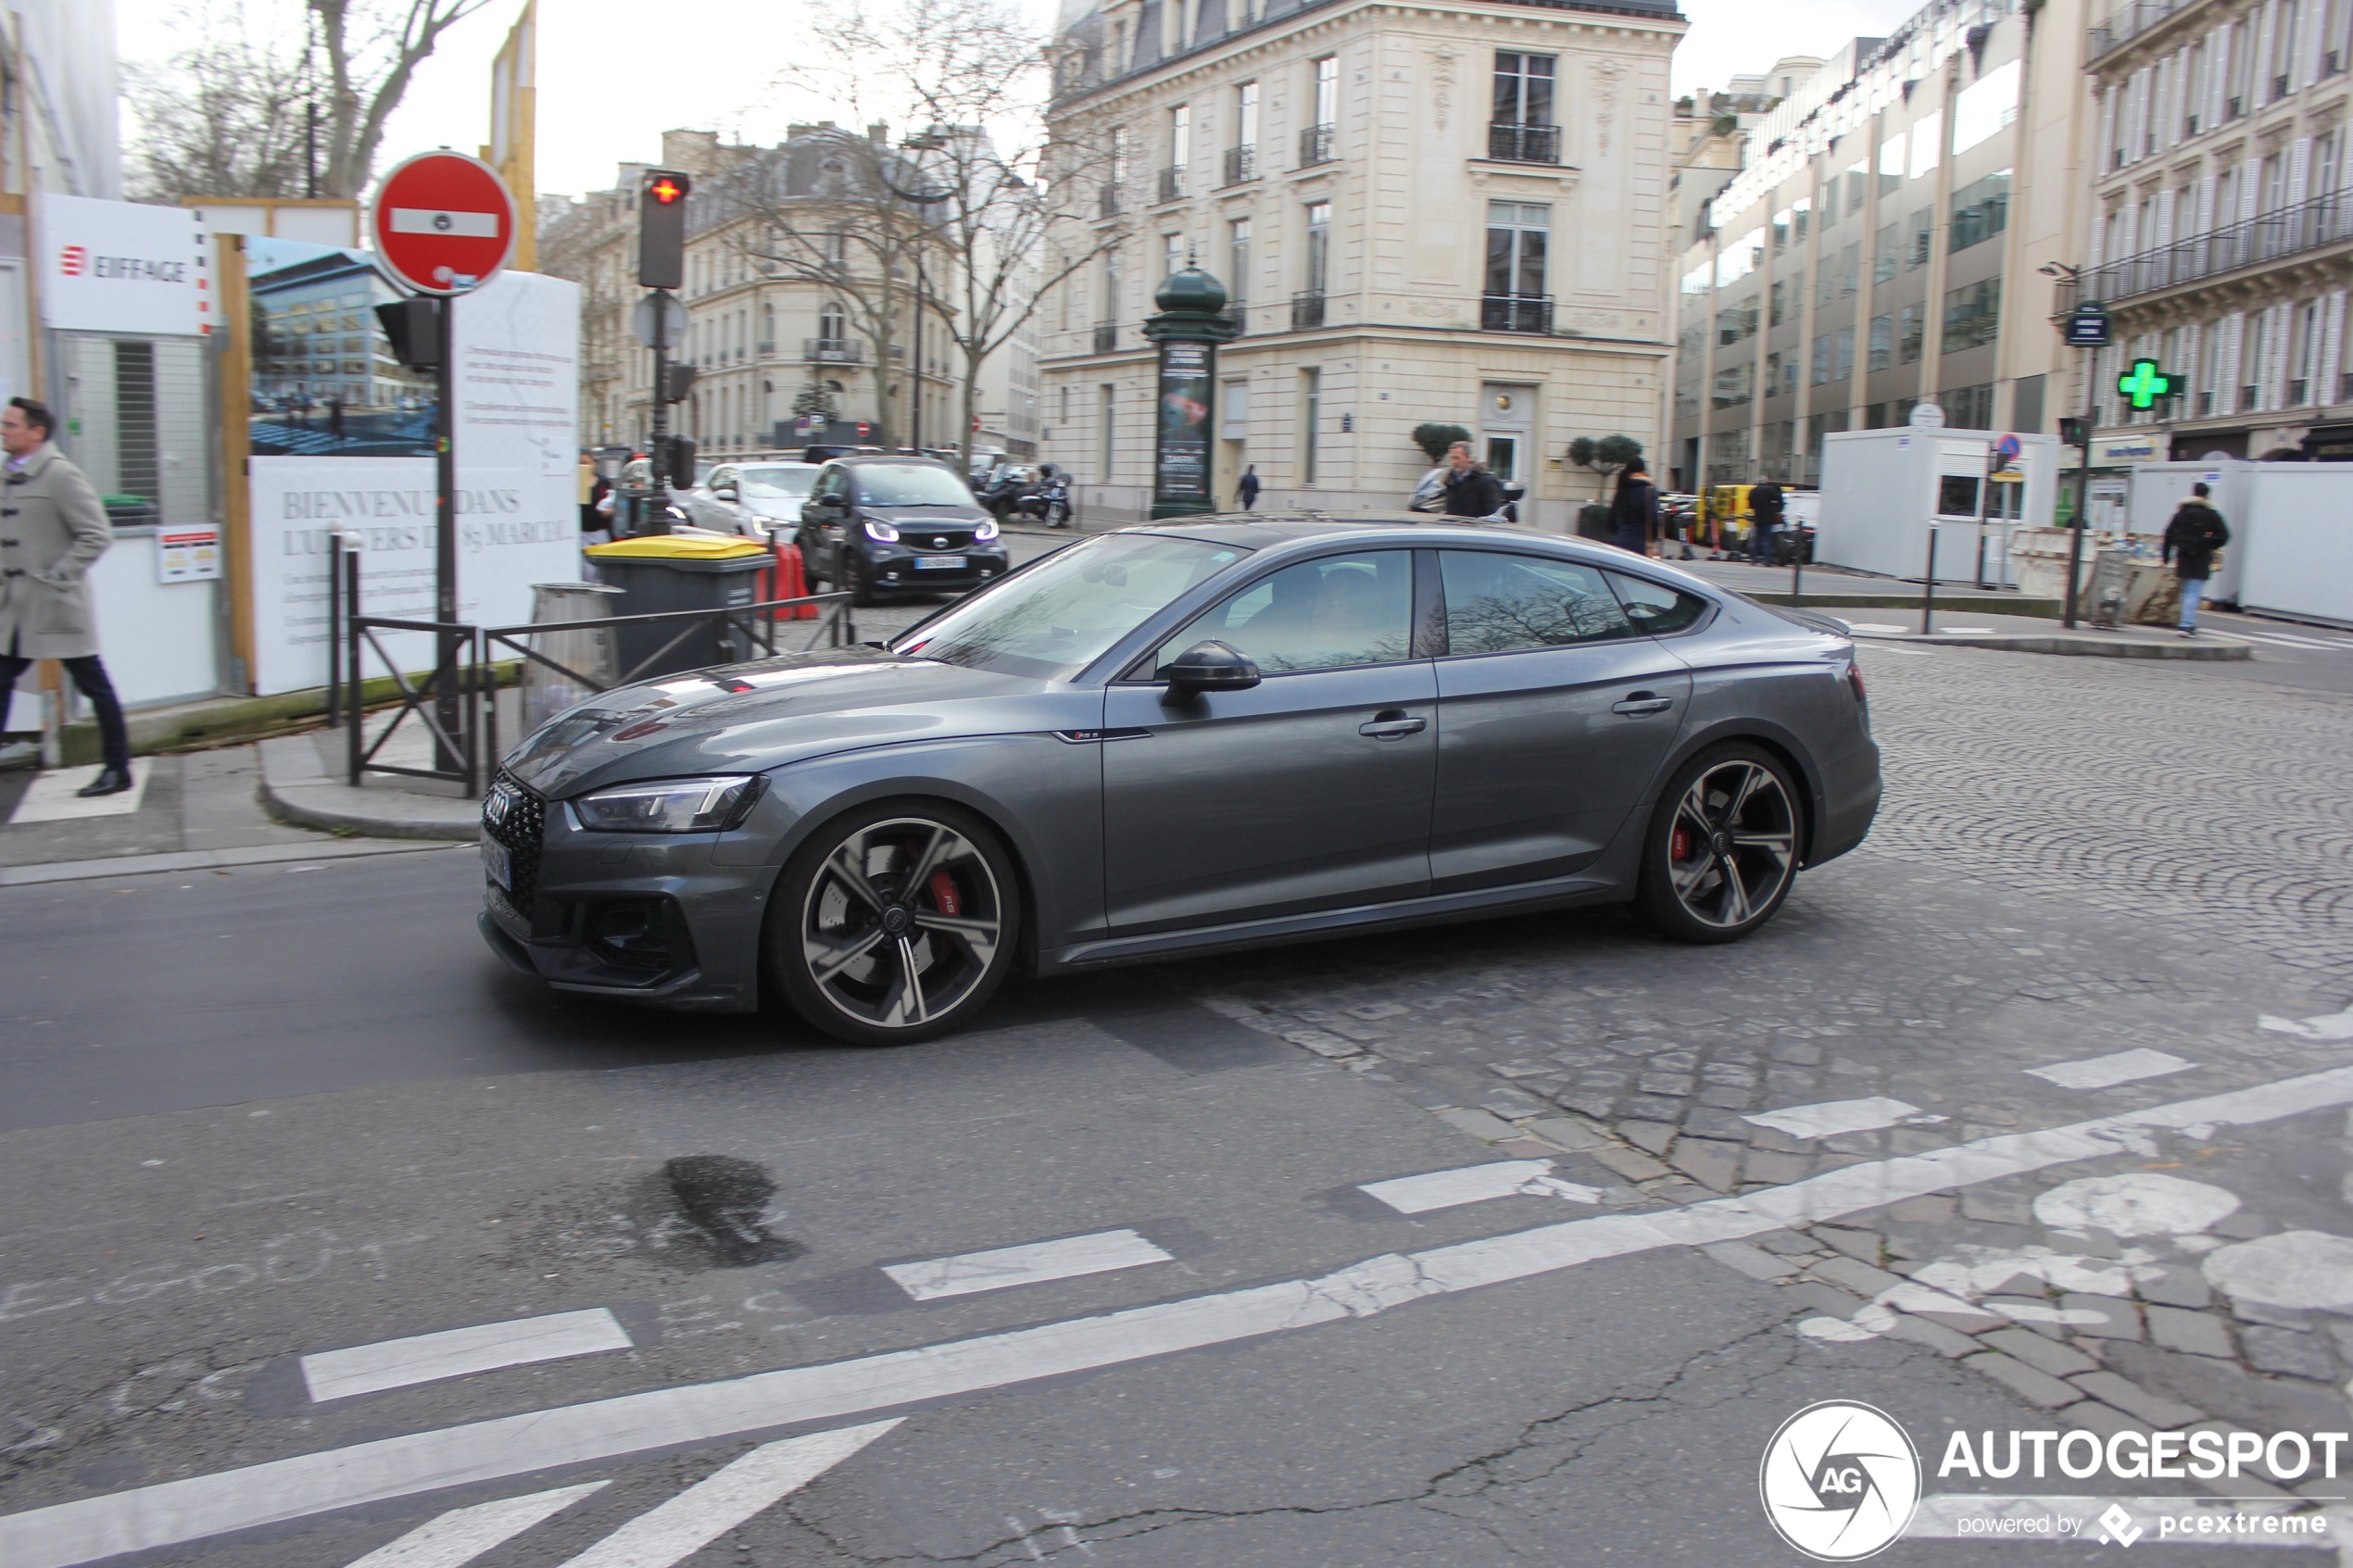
[75,767,133,797]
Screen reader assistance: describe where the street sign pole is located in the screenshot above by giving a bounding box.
[2067,389,2095,629]
[648,292,671,523]
[434,295,460,772]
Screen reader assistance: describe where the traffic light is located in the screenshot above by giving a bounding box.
[2058,417,2092,448]
[663,434,697,489]
[639,169,691,290]
[661,361,698,404]
[374,297,442,370]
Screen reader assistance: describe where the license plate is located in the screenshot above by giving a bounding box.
[913,555,967,570]
[482,837,512,890]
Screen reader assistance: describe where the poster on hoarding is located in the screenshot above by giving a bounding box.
[246,270,581,694]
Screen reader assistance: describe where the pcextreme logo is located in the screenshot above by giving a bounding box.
[59,245,87,277]
[1760,1401,1923,1561]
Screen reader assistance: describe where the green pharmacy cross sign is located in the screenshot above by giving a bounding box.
[2117,358,2180,410]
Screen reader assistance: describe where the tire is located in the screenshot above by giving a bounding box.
[845,551,878,607]
[767,802,1022,1045]
[1633,743,1803,944]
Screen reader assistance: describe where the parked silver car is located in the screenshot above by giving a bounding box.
[481,519,1881,1045]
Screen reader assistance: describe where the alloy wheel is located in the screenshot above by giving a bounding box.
[799,817,1004,1031]
[1663,759,1797,931]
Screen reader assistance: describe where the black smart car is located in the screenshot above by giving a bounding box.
[795,455,1011,605]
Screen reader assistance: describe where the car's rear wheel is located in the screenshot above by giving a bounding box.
[1634,744,1802,943]
[769,804,1020,1044]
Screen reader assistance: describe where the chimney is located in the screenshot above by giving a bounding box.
[868,121,890,145]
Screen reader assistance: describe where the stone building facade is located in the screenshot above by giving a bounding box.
[1036,0,1685,527]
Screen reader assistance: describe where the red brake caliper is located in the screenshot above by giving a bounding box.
[928,870,961,918]
[1671,826,1693,862]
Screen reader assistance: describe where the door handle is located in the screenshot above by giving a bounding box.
[1359,710,1428,739]
[1611,691,1675,717]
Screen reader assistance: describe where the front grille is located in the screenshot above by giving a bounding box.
[483,771,547,916]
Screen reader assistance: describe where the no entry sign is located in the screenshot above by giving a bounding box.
[371,150,516,295]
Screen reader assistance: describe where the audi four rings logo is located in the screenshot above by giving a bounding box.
[1760,1401,1922,1560]
[484,784,516,827]
[59,245,87,276]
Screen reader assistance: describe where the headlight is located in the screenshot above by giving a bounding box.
[862,517,900,542]
[572,775,764,834]
[973,517,1000,542]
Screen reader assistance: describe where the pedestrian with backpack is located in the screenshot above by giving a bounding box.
[2161,483,2230,636]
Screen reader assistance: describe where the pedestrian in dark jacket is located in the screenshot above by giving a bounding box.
[1746,480,1785,563]
[1236,465,1260,510]
[1609,458,1658,554]
[2162,483,2231,635]
[1440,441,1506,518]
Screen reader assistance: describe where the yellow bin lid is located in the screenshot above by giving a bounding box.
[585,533,769,560]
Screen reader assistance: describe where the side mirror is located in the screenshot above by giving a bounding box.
[1159,639,1260,701]
[713,483,738,502]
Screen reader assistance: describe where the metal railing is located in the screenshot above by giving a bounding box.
[346,613,484,793]
[1157,165,1187,203]
[1298,124,1335,167]
[1481,292,1554,333]
[1487,122,1560,163]
[1093,320,1119,353]
[1217,302,1247,337]
[1222,145,1257,185]
[2087,0,2198,62]
[2079,190,2353,304]
[805,337,862,362]
[1291,291,1327,330]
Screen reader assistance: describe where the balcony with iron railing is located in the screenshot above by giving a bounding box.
[1480,293,1554,333]
[1093,320,1118,353]
[1291,292,1327,330]
[1217,302,1247,336]
[2087,0,2199,63]
[1222,145,1258,186]
[1298,124,1335,168]
[2077,190,2353,305]
[1486,122,1560,164]
[1157,165,1188,203]
[805,337,863,362]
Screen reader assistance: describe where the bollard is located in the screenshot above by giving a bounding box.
[1919,524,1940,634]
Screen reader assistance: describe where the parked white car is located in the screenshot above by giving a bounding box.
[678,462,823,538]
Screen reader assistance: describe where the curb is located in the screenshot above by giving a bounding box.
[0,838,462,887]
[1855,631,2253,659]
[256,734,481,842]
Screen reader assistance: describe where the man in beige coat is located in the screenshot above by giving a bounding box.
[0,397,132,795]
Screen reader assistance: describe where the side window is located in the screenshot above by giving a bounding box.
[711,466,737,492]
[1605,571,1711,635]
[1438,551,1632,654]
[1156,551,1414,674]
[816,469,848,501]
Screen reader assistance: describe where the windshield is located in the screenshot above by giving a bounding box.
[894,533,1251,680]
[737,466,815,500]
[855,463,975,507]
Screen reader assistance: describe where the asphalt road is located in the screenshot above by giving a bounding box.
[1,637,2348,1566]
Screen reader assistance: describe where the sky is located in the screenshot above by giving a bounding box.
[115,0,1925,203]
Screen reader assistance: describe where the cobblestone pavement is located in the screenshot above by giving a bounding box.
[1151,644,2353,1500]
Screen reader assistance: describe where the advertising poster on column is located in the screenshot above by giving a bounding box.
[1156,342,1214,502]
[246,260,580,695]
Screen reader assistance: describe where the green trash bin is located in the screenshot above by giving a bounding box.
[582,534,774,681]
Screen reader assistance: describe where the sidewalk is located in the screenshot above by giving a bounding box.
[1838,607,2251,658]
[258,720,481,841]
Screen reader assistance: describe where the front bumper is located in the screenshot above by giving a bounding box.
[477,781,785,1012]
[864,542,1009,596]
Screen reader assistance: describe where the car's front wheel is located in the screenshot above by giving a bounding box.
[1634,744,1802,943]
[768,804,1021,1044]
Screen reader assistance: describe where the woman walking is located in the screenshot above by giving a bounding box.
[1608,458,1658,556]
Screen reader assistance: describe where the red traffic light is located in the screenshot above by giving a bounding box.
[648,176,686,205]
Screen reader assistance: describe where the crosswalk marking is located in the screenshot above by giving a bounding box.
[302,1309,635,1403]
[342,1483,608,1567]
[14,1060,2353,1568]
[552,1422,901,1568]
[1743,1097,1923,1140]
[883,1230,1173,1301]
[1358,1160,1601,1215]
[2229,628,2353,652]
[2025,1047,2197,1090]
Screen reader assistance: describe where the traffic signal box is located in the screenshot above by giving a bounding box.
[639,170,691,290]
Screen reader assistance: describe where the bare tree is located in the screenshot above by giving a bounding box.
[128,0,496,203]
[757,0,1127,470]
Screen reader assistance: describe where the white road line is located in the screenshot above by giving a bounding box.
[2025,1048,2198,1091]
[882,1230,1173,1301]
[13,1063,2353,1568]
[1743,1097,1923,1140]
[1357,1160,1600,1215]
[302,1310,635,1402]
[553,1422,900,1568]
[342,1483,608,1567]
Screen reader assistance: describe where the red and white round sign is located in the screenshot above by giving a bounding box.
[371,151,516,295]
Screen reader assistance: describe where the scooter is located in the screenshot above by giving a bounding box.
[1038,474,1073,529]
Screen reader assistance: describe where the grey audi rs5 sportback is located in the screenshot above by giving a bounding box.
[479,519,1881,1045]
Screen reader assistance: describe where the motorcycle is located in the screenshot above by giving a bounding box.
[1037,474,1073,529]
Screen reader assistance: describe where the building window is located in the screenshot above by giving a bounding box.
[1845,161,1869,217]
[1227,82,1260,183]
[1834,326,1855,381]
[1098,383,1116,482]
[1715,296,1757,345]
[1301,367,1322,484]
[1484,200,1551,332]
[1773,207,1793,255]
[1228,219,1252,312]
[1768,278,1792,327]
[1712,361,1754,408]
[1162,105,1189,201]
[1792,196,1811,245]
[1491,52,1558,161]
[2272,0,2301,98]
[2227,19,2254,117]
[1943,277,2002,352]
[1302,56,1338,164]
[1303,200,1330,295]
[1944,383,1994,430]
[1950,169,2012,253]
[1898,304,1923,364]
[1874,220,1899,283]
[1164,232,1185,282]
[1869,312,1894,372]
[1810,332,1831,385]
